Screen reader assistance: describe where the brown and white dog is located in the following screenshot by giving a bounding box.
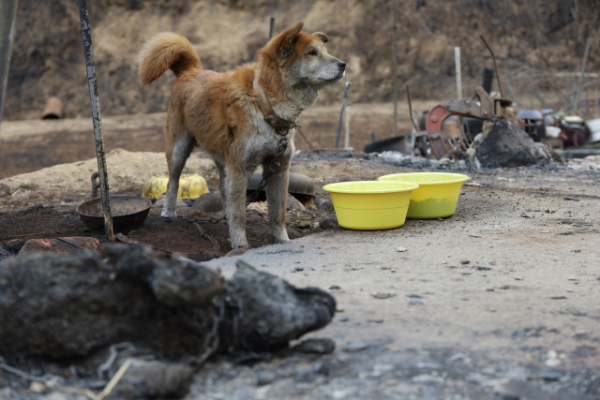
[139,23,345,250]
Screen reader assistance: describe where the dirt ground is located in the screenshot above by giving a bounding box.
[1,109,600,398]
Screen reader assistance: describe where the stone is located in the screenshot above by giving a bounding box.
[192,192,223,213]
[286,195,306,211]
[19,237,100,255]
[292,338,336,355]
[111,359,194,399]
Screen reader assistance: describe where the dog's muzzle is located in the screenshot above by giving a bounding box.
[337,60,346,79]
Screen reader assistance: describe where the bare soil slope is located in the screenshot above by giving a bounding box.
[5,0,600,121]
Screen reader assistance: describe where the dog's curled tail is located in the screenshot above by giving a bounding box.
[138,32,201,85]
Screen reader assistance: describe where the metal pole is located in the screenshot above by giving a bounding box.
[78,0,115,242]
[268,17,275,40]
[455,46,465,154]
[344,104,351,149]
[454,47,462,100]
[504,78,517,105]
[594,86,600,118]
[405,85,419,157]
[585,73,589,120]
[392,1,398,137]
[572,39,591,115]
[295,126,315,151]
[0,0,18,127]
[479,34,504,98]
[334,82,351,148]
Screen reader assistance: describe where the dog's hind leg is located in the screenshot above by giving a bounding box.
[214,159,228,217]
[162,133,195,218]
[264,160,291,244]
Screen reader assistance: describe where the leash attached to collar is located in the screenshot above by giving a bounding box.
[254,81,297,149]
[246,82,298,205]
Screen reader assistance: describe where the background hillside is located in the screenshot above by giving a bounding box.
[4,0,600,121]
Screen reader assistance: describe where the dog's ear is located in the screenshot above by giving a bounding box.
[276,22,304,59]
[312,32,329,43]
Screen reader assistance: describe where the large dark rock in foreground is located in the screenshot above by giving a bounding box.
[470,119,553,168]
[224,261,337,352]
[0,244,336,363]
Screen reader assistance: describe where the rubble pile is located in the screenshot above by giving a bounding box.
[468,119,554,168]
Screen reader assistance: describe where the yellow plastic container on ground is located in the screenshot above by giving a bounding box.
[323,181,419,230]
[378,172,470,219]
[142,174,209,200]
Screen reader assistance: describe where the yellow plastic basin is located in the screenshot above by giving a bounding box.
[378,172,470,219]
[323,181,419,230]
[142,174,209,200]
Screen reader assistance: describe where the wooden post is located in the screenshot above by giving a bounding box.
[0,0,18,127]
[78,0,115,242]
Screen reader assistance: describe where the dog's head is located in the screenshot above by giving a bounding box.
[258,22,345,90]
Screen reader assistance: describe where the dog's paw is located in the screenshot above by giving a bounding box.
[226,246,250,257]
[161,209,177,218]
[273,230,291,244]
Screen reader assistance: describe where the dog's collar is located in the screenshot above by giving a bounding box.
[253,79,297,137]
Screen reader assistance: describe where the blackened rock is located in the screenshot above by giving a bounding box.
[0,245,221,361]
[101,244,224,307]
[223,261,336,352]
[0,244,336,363]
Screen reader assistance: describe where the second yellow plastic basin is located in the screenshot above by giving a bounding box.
[323,181,419,230]
[142,174,209,200]
[378,172,470,219]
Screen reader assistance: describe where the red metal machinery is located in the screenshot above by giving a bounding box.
[424,86,518,159]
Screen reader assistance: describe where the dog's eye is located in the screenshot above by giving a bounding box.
[308,49,319,56]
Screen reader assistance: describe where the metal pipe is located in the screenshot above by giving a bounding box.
[585,73,589,120]
[334,82,351,148]
[0,0,18,127]
[594,86,600,118]
[406,84,419,156]
[268,17,275,40]
[454,47,462,100]
[479,34,504,98]
[295,126,315,151]
[391,1,398,137]
[78,0,115,242]
[344,104,351,149]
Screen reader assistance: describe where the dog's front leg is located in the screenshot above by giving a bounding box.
[224,167,251,249]
[265,161,291,244]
